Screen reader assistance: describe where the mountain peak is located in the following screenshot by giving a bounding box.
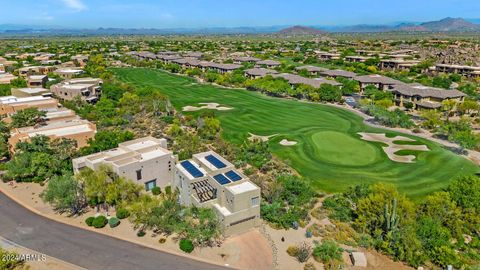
[277,25,327,35]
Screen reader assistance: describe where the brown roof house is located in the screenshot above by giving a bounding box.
[388,84,466,110]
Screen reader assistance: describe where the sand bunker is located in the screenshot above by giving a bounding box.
[358,132,429,163]
[248,132,278,142]
[279,139,297,146]
[182,102,233,112]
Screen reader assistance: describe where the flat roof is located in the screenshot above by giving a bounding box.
[14,88,49,94]
[226,181,259,195]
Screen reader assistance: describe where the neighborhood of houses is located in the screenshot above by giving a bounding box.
[0,42,477,239]
[127,49,468,110]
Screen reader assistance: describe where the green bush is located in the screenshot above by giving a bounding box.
[151,186,161,195]
[85,216,95,226]
[165,186,172,195]
[179,239,194,253]
[109,217,121,228]
[92,215,108,228]
[116,208,130,219]
[137,230,146,237]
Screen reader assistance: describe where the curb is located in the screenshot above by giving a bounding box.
[0,184,234,269]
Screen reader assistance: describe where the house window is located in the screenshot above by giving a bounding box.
[251,196,260,206]
[145,180,156,191]
[136,169,142,180]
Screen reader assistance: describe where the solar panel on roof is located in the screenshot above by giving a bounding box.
[205,154,226,169]
[180,160,204,178]
[225,170,242,182]
[213,174,231,185]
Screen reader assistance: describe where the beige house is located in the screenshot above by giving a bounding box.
[0,95,59,116]
[10,88,51,98]
[53,68,84,79]
[50,78,102,102]
[0,73,17,85]
[432,64,480,78]
[18,66,57,77]
[27,75,48,88]
[174,151,261,236]
[72,137,175,191]
[345,55,372,63]
[379,59,420,71]
[9,119,96,152]
[315,51,341,61]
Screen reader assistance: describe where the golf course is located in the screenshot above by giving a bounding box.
[113,68,479,198]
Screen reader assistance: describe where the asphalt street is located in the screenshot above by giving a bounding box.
[0,192,228,270]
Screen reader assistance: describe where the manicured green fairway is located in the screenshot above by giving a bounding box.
[113,68,479,198]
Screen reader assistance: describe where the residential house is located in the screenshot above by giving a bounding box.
[27,75,48,88]
[9,118,96,152]
[320,69,357,79]
[72,137,175,191]
[0,73,16,85]
[0,95,59,116]
[388,84,466,110]
[432,64,480,78]
[256,60,280,68]
[345,56,372,63]
[18,66,57,77]
[354,74,405,92]
[244,68,278,79]
[174,151,261,236]
[50,77,102,103]
[10,88,51,98]
[315,51,341,61]
[53,68,84,79]
[233,56,260,65]
[295,65,328,76]
[273,73,342,88]
[379,59,420,71]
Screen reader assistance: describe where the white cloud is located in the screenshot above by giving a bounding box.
[61,0,87,11]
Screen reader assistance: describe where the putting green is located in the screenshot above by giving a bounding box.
[113,68,479,198]
[311,131,379,166]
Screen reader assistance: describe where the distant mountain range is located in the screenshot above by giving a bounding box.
[322,17,480,33]
[1,17,479,36]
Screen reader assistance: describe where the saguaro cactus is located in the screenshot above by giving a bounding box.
[384,198,399,232]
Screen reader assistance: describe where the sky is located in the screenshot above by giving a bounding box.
[0,0,479,29]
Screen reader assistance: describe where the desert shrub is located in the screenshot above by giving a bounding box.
[179,239,194,253]
[116,208,130,219]
[109,217,121,228]
[165,186,172,195]
[151,186,161,195]
[158,238,167,244]
[92,215,108,228]
[304,262,316,270]
[313,240,343,270]
[137,230,146,237]
[85,216,95,226]
[287,245,299,257]
[296,242,312,263]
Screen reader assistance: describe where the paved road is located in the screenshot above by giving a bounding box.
[0,192,228,270]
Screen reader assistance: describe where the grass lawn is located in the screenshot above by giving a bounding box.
[113,68,479,198]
